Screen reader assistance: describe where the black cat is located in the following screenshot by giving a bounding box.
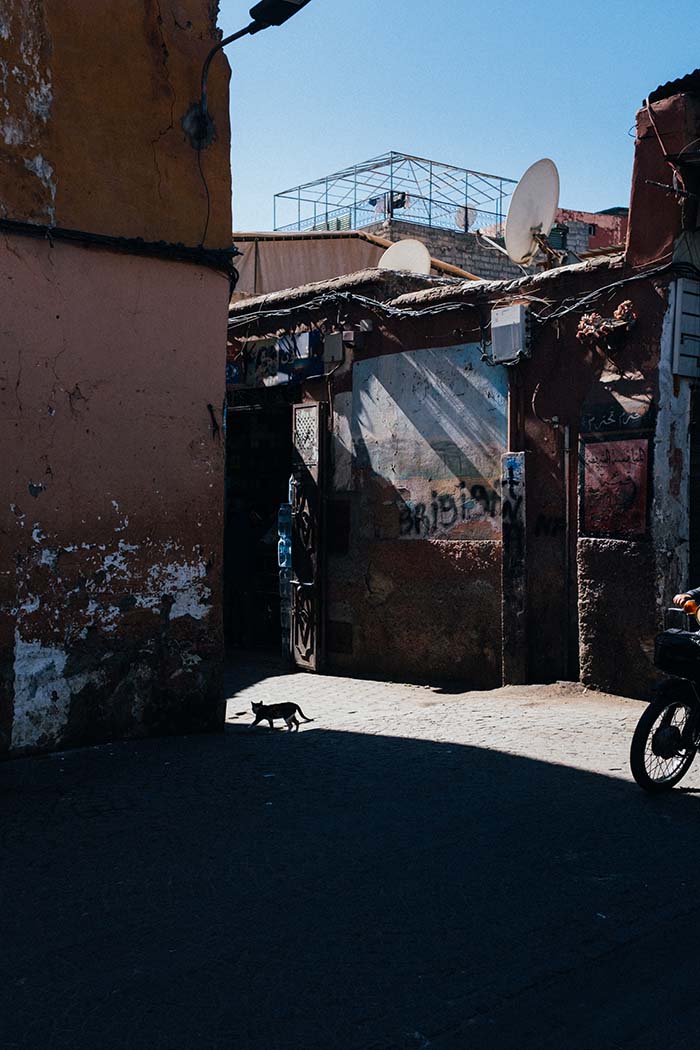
[250,701,314,732]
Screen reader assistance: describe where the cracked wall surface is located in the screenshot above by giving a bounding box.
[0,236,228,752]
[0,0,231,754]
[0,0,231,245]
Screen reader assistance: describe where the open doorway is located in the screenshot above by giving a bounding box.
[224,386,295,654]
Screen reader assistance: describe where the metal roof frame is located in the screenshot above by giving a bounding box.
[273,151,517,235]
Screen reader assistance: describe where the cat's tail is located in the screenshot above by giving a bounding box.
[296,706,314,722]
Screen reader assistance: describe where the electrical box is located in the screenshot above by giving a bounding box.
[490,304,530,364]
[342,329,363,348]
[673,278,700,378]
[323,332,344,363]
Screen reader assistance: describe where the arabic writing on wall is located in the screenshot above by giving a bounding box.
[582,438,649,537]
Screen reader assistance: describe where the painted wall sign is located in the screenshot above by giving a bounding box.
[582,437,649,537]
[352,345,507,540]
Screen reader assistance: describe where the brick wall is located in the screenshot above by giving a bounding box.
[366,219,529,281]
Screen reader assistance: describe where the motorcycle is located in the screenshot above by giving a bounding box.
[630,602,700,792]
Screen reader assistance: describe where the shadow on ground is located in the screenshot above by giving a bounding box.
[2,720,700,1050]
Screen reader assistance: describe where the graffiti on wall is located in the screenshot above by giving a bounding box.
[582,437,649,537]
[352,345,507,540]
[398,481,501,537]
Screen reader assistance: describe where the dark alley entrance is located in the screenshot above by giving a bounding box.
[224,386,295,653]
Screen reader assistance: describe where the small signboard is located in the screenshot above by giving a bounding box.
[582,437,649,537]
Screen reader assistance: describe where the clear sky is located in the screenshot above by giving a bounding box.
[218,0,699,232]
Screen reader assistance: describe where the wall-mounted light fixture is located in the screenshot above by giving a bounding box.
[183,0,313,149]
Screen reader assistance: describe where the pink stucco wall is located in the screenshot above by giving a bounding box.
[0,235,229,752]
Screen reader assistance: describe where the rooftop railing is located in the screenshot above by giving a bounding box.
[273,152,514,237]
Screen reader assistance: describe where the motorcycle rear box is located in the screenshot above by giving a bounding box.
[654,629,700,677]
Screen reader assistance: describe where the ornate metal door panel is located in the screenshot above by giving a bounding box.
[291,402,326,671]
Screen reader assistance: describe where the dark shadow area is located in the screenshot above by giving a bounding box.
[224,387,294,652]
[224,649,296,699]
[2,725,700,1049]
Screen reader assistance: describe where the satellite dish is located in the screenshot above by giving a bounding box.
[378,238,431,275]
[455,206,477,232]
[504,159,560,265]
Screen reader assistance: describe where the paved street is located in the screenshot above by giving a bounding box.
[3,657,700,1049]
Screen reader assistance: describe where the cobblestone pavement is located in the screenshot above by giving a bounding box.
[3,657,700,1050]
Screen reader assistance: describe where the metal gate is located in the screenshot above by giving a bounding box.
[290,402,326,671]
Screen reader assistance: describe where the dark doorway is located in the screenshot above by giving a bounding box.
[224,386,295,652]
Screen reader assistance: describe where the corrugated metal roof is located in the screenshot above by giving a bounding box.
[648,69,700,105]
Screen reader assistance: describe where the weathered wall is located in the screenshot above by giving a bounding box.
[326,343,506,684]
[352,347,507,540]
[517,274,669,695]
[653,285,691,613]
[366,212,626,282]
[627,93,698,270]
[366,219,526,281]
[0,0,232,753]
[558,209,628,254]
[0,0,231,245]
[578,538,658,698]
[0,237,228,752]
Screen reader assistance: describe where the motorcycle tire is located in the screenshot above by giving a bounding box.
[630,698,698,792]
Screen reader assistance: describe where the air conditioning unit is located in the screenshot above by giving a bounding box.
[490,304,531,364]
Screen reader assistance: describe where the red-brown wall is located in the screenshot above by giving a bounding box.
[0,1,232,753]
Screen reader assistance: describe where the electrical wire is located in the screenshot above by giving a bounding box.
[197,144,211,247]
[644,99,687,193]
[0,214,240,285]
[195,22,255,248]
[228,259,700,337]
[228,290,475,329]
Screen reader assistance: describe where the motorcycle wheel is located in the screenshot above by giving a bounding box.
[630,698,698,792]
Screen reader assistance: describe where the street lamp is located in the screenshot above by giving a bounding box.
[184,0,313,148]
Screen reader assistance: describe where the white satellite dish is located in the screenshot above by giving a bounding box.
[504,158,560,265]
[378,238,432,275]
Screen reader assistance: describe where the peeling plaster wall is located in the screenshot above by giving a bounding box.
[0,237,228,752]
[0,1,231,753]
[0,0,54,223]
[352,346,507,541]
[652,283,691,611]
[326,344,506,685]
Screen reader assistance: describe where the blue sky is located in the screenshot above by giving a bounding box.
[218,0,699,231]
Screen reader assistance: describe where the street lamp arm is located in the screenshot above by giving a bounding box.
[200,22,257,120]
[184,0,312,149]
